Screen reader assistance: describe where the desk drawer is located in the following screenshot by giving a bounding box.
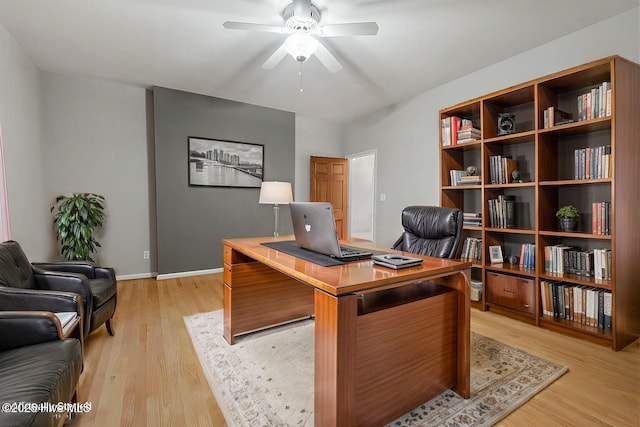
[486,272,534,315]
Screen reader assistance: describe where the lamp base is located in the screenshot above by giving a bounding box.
[273,204,280,237]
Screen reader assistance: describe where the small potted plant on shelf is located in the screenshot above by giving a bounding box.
[51,193,106,262]
[556,205,579,232]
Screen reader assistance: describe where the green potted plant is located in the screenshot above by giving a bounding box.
[51,193,105,262]
[556,205,579,232]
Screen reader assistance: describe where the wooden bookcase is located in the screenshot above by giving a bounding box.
[439,56,640,350]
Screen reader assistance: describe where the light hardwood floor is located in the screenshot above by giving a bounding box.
[74,274,639,426]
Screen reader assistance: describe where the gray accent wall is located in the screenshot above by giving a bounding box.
[153,87,295,275]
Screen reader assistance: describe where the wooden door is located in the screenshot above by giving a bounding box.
[310,156,348,239]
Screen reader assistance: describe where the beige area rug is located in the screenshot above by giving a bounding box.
[184,310,567,427]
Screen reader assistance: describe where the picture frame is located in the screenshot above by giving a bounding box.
[188,137,264,188]
[489,245,504,264]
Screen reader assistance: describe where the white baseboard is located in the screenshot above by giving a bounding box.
[116,268,223,281]
[116,272,157,281]
[156,268,223,280]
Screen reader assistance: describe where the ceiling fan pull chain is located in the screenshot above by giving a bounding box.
[299,63,304,93]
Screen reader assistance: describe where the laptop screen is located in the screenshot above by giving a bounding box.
[289,202,343,258]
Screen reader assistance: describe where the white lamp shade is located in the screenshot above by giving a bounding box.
[259,181,293,205]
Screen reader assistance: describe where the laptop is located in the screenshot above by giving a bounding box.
[289,202,373,261]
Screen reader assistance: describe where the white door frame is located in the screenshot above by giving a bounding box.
[347,149,377,244]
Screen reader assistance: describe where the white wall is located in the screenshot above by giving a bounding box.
[294,116,343,202]
[40,72,153,275]
[0,24,51,259]
[344,8,640,247]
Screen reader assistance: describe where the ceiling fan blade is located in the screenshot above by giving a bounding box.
[317,22,379,37]
[262,44,288,70]
[314,42,342,73]
[223,21,290,34]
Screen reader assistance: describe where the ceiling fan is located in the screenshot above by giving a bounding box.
[223,0,379,73]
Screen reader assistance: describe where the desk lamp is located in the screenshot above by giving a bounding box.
[259,181,293,237]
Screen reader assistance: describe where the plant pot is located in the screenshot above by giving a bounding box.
[559,218,578,232]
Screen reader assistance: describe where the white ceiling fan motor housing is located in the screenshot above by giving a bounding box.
[282,2,321,32]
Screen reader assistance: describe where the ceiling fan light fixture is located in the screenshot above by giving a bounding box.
[284,32,319,63]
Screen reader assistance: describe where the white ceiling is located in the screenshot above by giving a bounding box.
[0,0,637,123]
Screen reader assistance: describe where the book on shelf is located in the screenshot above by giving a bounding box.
[441,116,476,146]
[543,106,573,128]
[519,243,535,270]
[489,155,518,184]
[463,212,482,227]
[544,244,573,274]
[487,195,515,228]
[540,280,611,331]
[456,126,481,144]
[544,245,611,279]
[574,145,611,180]
[592,248,612,280]
[576,81,611,122]
[591,202,611,235]
[449,170,481,186]
[460,237,482,261]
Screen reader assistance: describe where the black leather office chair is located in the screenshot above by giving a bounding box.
[0,240,117,337]
[392,206,463,259]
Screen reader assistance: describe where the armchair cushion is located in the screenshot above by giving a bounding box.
[0,339,82,427]
[90,278,117,307]
[392,206,463,259]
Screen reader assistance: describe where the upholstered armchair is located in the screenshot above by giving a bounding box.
[0,240,117,338]
[392,206,463,259]
[0,311,83,427]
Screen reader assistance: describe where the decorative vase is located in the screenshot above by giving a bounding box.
[559,218,578,232]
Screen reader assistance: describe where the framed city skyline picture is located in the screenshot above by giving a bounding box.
[188,137,264,188]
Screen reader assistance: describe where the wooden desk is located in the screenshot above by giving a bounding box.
[223,236,471,427]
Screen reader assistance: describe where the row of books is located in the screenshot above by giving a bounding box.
[488,155,518,184]
[542,106,572,128]
[449,170,482,186]
[591,202,611,235]
[519,243,535,270]
[441,117,480,146]
[576,81,611,122]
[463,212,482,227]
[460,237,482,261]
[487,195,515,228]
[543,245,611,279]
[540,280,612,332]
[574,145,611,180]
